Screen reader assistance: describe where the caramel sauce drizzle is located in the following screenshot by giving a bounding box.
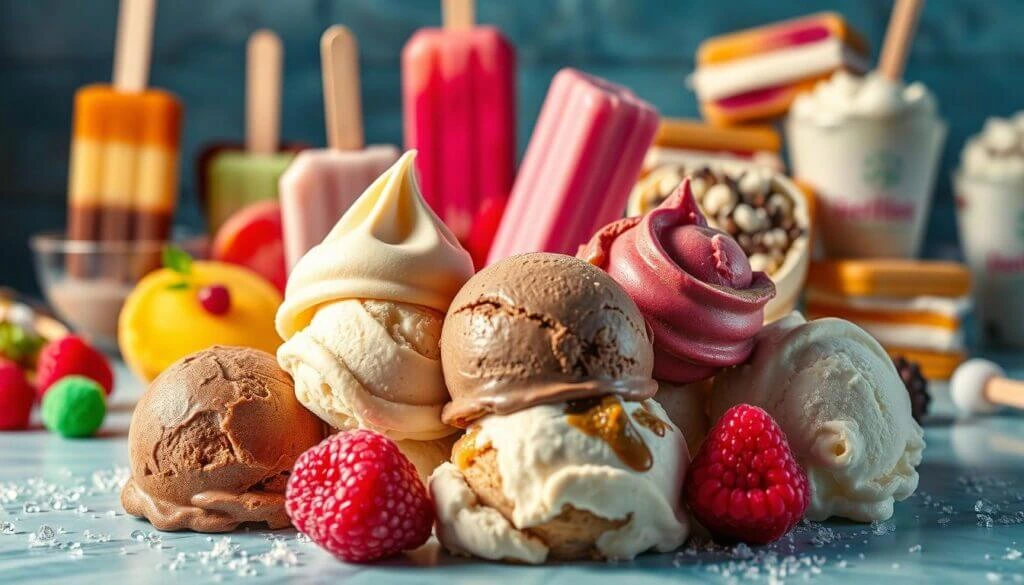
[453,426,481,470]
[565,396,653,472]
[633,403,669,437]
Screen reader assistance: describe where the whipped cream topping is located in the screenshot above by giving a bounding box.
[790,71,937,127]
[276,150,474,339]
[959,113,1024,181]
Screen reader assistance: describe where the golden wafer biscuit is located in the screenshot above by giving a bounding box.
[886,347,966,381]
[807,260,971,299]
[653,118,781,153]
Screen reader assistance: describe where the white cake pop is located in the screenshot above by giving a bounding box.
[950,359,1016,415]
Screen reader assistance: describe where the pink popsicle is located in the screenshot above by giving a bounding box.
[281,147,398,268]
[486,69,659,263]
[280,26,399,269]
[402,0,515,246]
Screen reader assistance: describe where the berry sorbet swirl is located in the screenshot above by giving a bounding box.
[578,179,775,383]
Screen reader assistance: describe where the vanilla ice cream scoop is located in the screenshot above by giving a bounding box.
[709,312,924,523]
[276,151,475,450]
[278,300,452,440]
[430,396,689,563]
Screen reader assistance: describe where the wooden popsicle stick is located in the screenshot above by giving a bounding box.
[442,0,475,30]
[112,0,157,92]
[986,378,1024,411]
[246,29,283,155]
[878,0,925,81]
[320,25,364,151]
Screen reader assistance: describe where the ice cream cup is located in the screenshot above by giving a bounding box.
[30,231,208,352]
[954,171,1024,347]
[786,110,946,259]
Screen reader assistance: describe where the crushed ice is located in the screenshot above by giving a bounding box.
[664,472,1024,582]
[153,536,302,577]
[2,464,1023,580]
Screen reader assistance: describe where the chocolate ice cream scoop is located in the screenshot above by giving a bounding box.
[440,253,657,428]
[121,346,325,532]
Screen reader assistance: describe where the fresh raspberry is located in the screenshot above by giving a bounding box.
[0,359,34,430]
[35,336,113,398]
[285,430,434,563]
[685,404,809,544]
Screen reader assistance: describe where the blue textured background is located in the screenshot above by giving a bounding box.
[2,0,1022,294]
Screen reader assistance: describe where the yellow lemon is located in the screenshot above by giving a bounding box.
[119,261,282,383]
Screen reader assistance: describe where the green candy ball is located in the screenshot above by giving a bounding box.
[41,376,106,438]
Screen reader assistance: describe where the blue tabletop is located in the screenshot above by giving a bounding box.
[2,353,1024,584]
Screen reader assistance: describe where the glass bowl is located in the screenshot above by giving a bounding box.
[30,232,208,353]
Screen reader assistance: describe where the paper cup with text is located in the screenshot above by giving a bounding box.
[954,172,1024,347]
[787,113,946,258]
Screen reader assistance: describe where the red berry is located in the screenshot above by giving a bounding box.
[198,285,231,315]
[35,336,113,398]
[0,359,35,430]
[212,201,288,293]
[285,430,434,563]
[684,404,809,544]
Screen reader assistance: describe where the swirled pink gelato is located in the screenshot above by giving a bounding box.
[578,179,775,383]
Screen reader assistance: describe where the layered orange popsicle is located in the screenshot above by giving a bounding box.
[68,85,182,246]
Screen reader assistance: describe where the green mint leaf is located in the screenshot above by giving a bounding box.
[162,246,193,276]
[166,281,190,291]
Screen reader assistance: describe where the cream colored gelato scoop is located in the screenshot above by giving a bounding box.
[709,312,925,523]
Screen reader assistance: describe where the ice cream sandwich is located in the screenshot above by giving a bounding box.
[806,259,972,380]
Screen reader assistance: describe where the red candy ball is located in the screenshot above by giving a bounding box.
[35,335,114,398]
[198,285,231,315]
[0,359,35,430]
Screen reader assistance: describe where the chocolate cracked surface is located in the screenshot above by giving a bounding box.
[440,253,657,427]
[121,346,326,532]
